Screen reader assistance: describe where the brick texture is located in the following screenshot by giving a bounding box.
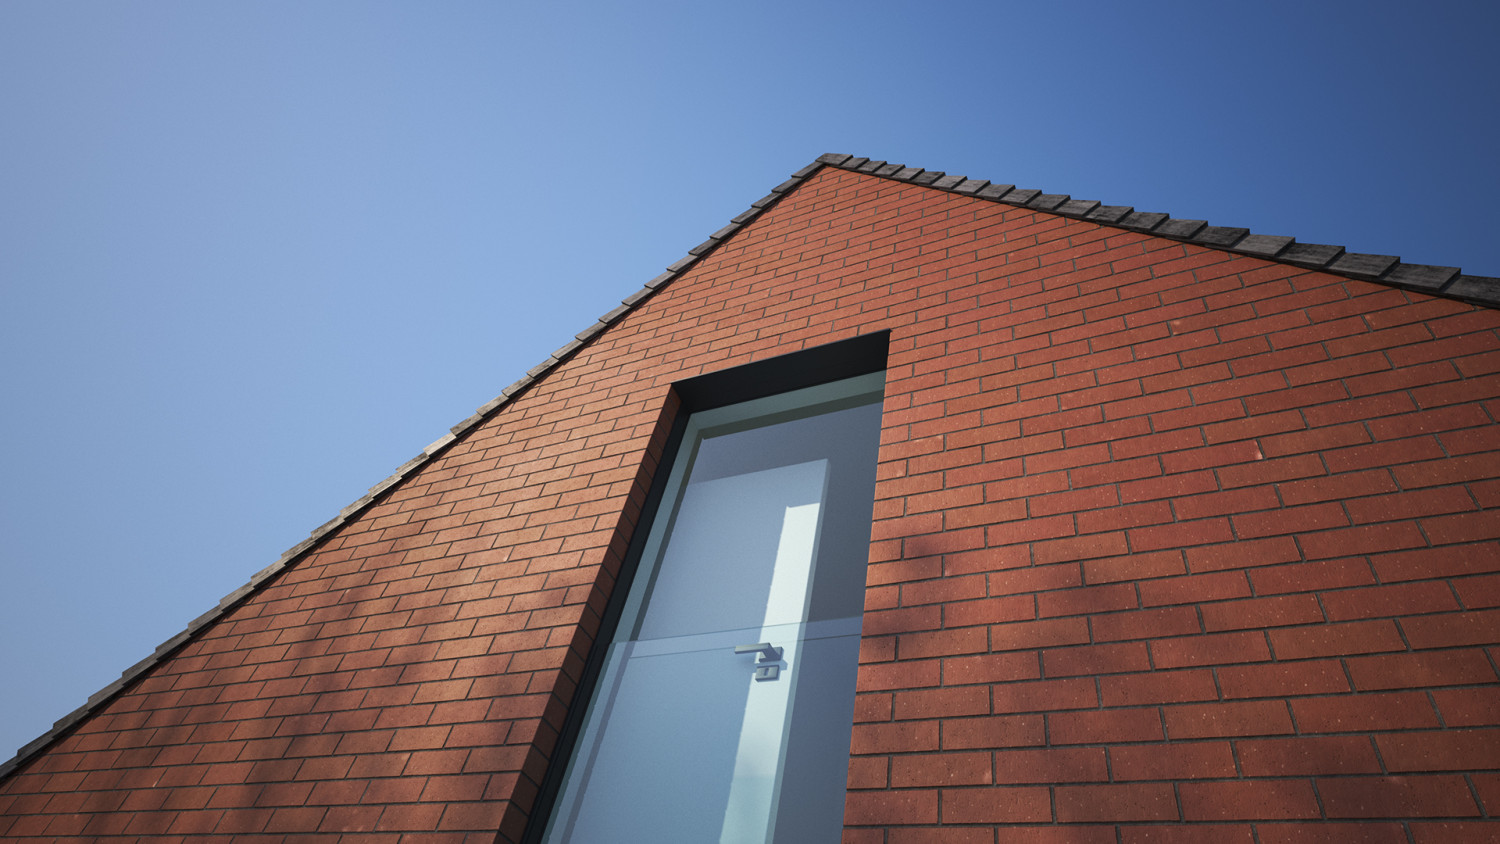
[2,164,1498,840]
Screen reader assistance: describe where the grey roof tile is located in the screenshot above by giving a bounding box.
[1085,205,1134,224]
[1279,242,1344,268]
[791,162,822,178]
[1444,274,1500,304]
[857,159,884,174]
[1156,218,1207,239]
[932,174,966,190]
[1234,234,1295,258]
[912,171,944,186]
[1329,252,1399,279]
[976,184,1015,201]
[711,223,740,240]
[621,286,654,307]
[666,255,697,273]
[1120,211,1169,232]
[817,153,851,165]
[552,338,584,360]
[731,206,764,224]
[875,162,904,177]
[954,178,989,195]
[1002,188,1041,205]
[892,167,923,181]
[750,192,781,208]
[1056,199,1102,218]
[644,271,676,289]
[772,178,801,193]
[1028,194,1069,211]
[1192,226,1250,248]
[1383,263,1460,291]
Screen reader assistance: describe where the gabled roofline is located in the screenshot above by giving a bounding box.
[5,153,1494,781]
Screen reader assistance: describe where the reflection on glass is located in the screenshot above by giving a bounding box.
[543,375,883,844]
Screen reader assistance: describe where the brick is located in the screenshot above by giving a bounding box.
[1178,779,1320,820]
[1345,649,1497,690]
[1042,641,1151,677]
[1109,741,1236,780]
[1054,783,1178,822]
[1292,691,1440,732]
[938,785,1050,823]
[1236,735,1382,775]
[1091,606,1200,642]
[1256,822,1410,844]
[1049,707,1163,744]
[991,747,1107,783]
[1401,609,1500,648]
[1153,630,1271,668]
[1123,826,1255,844]
[1252,559,1376,596]
[1140,569,1251,606]
[1165,700,1294,738]
[845,790,939,825]
[1432,686,1500,726]
[1100,669,1219,706]
[1318,775,1480,818]
[1321,581,1461,620]
[1202,594,1324,631]
[1376,728,1500,771]
[942,714,1045,749]
[891,751,993,787]
[1269,620,1406,659]
[992,678,1099,714]
[1218,660,1351,698]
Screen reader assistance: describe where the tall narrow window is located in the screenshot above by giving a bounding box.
[540,372,885,843]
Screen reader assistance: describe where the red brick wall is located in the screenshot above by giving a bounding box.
[2,166,1497,841]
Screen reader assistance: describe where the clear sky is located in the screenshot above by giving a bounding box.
[1,1,1496,761]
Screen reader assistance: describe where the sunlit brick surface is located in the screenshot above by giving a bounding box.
[2,166,1497,840]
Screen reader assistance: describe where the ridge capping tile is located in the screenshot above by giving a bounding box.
[552,338,584,360]
[1445,275,1500,304]
[892,167,923,181]
[666,255,698,273]
[843,157,870,171]
[1192,226,1250,248]
[1328,252,1399,279]
[791,162,823,178]
[1234,234,1295,258]
[1028,194,1069,211]
[857,159,885,174]
[1155,218,1207,239]
[816,153,851,165]
[912,171,944,186]
[731,206,764,224]
[932,174,965,190]
[1055,199,1101,217]
[687,238,718,256]
[1002,188,1041,205]
[953,178,989,195]
[772,177,801,193]
[874,163,903,177]
[1382,263,1460,291]
[1279,242,1344,268]
[976,184,1015,201]
[1085,205,1134,224]
[1120,211,1169,231]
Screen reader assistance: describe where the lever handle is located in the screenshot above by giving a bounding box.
[734,642,783,662]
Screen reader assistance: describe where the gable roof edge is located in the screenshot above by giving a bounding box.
[816,153,1498,308]
[5,151,1493,781]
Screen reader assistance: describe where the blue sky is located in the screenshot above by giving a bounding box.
[1,1,1496,760]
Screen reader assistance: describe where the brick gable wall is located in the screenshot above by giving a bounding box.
[2,165,1497,841]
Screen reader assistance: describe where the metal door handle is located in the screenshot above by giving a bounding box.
[734,642,783,662]
[735,642,784,681]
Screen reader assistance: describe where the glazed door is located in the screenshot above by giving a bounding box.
[542,376,884,844]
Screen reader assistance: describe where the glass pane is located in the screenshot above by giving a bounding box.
[542,375,883,844]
